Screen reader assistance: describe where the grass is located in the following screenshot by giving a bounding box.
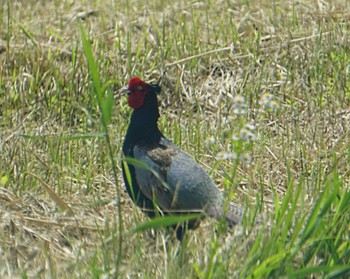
[1,0,349,278]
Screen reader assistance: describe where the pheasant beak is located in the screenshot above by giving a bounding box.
[120,88,131,95]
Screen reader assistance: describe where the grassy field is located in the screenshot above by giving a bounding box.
[1,0,349,278]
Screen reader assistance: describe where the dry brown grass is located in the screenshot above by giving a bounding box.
[1,0,349,277]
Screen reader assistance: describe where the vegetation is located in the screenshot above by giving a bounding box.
[1,0,349,277]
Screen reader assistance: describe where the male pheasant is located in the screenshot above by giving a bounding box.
[121,77,244,240]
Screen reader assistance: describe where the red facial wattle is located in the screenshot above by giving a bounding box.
[128,91,147,109]
[126,77,148,109]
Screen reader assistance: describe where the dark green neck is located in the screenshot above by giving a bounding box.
[123,92,162,149]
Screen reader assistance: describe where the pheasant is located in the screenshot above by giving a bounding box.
[121,77,244,240]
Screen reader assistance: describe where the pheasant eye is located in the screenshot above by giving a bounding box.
[137,85,143,91]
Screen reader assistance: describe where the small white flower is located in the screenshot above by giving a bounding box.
[268,100,280,110]
[216,151,237,160]
[259,93,279,110]
[233,107,247,115]
[232,95,247,115]
[239,128,250,140]
[240,153,253,164]
[259,93,274,105]
[233,95,246,106]
[232,132,240,140]
[232,127,256,140]
[205,136,216,146]
[245,123,256,131]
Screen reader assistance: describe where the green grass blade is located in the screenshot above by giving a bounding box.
[128,214,201,234]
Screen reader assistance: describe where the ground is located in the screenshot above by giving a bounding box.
[0,0,349,278]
